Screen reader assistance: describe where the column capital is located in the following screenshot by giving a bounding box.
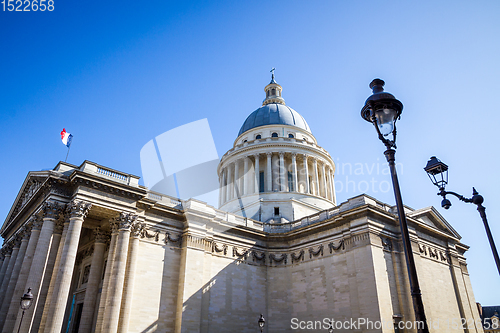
[54,218,64,234]
[130,221,145,238]
[19,225,31,240]
[31,215,43,231]
[312,158,318,165]
[291,152,297,158]
[67,200,92,219]
[94,227,109,244]
[303,154,309,160]
[266,152,273,157]
[252,153,260,159]
[278,151,285,157]
[42,200,63,219]
[114,212,138,231]
[12,235,22,248]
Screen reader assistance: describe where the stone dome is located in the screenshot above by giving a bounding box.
[238,103,311,136]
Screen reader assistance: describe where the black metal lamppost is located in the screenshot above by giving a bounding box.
[424,156,500,276]
[258,314,265,333]
[17,288,33,333]
[361,79,429,333]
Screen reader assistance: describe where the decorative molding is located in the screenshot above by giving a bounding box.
[291,250,304,263]
[251,250,266,263]
[269,253,287,264]
[165,232,182,244]
[140,226,160,241]
[309,244,323,259]
[114,212,137,231]
[94,227,108,244]
[68,200,92,219]
[233,247,249,259]
[212,242,228,255]
[328,239,344,253]
[380,237,392,252]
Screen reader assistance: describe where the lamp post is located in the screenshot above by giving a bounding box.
[361,79,429,333]
[17,288,33,333]
[424,156,500,276]
[258,314,265,333]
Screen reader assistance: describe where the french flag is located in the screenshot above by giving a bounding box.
[61,128,73,147]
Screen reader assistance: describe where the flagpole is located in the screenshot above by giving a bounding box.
[65,145,71,162]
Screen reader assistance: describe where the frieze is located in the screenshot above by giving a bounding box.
[71,178,140,200]
[252,250,266,263]
[418,243,448,263]
[291,250,304,263]
[165,232,182,244]
[212,242,228,255]
[233,247,249,259]
[309,244,323,259]
[269,253,287,265]
[328,239,344,253]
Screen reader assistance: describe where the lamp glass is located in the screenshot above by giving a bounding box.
[20,298,32,310]
[375,107,397,136]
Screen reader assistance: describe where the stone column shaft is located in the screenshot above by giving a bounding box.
[254,154,260,193]
[0,256,4,287]
[31,228,62,332]
[78,229,107,333]
[243,156,249,195]
[233,160,239,198]
[279,152,285,192]
[0,245,19,306]
[118,228,141,332]
[16,214,57,333]
[303,155,310,194]
[44,201,91,333]
[266,153,272,192]
[322,163,328,199]
[0,237,29,331]
[313,158,319,196]
[39,221,69,333]
[291,154,298,192]
[226,165,233,202]
[94,226,118,333]
[0,252,11,291]
[102,216,133,333]
[329,169,335,203]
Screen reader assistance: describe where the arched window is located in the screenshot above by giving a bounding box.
[255,134,262,139]
[271,132,278,138]
[243,140,247,143]
[288,134,294,138]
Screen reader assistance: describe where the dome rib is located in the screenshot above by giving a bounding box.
[238,103,311,136]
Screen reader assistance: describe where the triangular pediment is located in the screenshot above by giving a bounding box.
[0,172,51,234]
[408,206,461,239]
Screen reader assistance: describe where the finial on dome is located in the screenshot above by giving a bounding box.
[263,68,285,106]
[270,67,276,84]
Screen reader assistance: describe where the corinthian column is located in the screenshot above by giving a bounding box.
[78,227,108,333]
[279,152,285,191]
[303,154,310,194]
[118,221,143,332]
[0,242,18,307]
[39,212,69,333]
[15,201,61,333]
[313,158,319,196]
[226,165,233,202]
[102,212,136,333]
[253,154,260,193]
[0,248,11,290]
[94,220,118,333]
[291,153,298,192]
[43,200,92,333]
[234,159,240,198]
[266,152,272,192]
[243,156,249,196]
[0,228,31,331]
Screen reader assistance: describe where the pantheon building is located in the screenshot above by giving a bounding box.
[0,76,483,332]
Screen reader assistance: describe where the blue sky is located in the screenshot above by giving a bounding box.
[1,0,499,305]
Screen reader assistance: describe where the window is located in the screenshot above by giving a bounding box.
[288,133,294,138]
[271,132,278,138]
[274,207,280,216]
[288,171,294,191]
[243,140,247,143]
[256,134,261,139]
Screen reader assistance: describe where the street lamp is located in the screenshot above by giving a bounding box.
[361,79,429,333]
[17,288,33,333]
[424,156,500,276]
[258,314,265,333]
